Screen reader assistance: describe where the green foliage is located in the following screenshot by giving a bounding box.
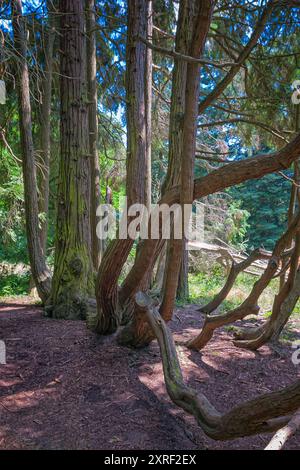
[226,201,250,248]
[188,265,227,305]
[0,147,28,262]
[188,268,282,315]
[230,172,290,250]
[0,273,30,297]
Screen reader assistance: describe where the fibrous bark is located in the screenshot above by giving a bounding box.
[234,213,300,350]
[92,0,151,334]
[120,130,300,314]
[49,0,94,319]
[11,0,51,303]
[38,0,56,255]
[177,243,189,301]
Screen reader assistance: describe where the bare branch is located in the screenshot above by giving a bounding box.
[265,409,300,450]
[199,2,274,114]
[135,291,300,440]
[136,35,238,69]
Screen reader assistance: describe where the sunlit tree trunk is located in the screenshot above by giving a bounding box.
[49,0,94,319]
[119,0,214,347]
[91,0,151,334]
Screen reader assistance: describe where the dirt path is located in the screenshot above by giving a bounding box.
[0,302,299,450]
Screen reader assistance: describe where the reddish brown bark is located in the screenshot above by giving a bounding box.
[49,0,94,319]
[198,249,271,315]
[93,0,152,334]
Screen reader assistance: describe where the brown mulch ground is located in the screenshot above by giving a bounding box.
[0,301,299,450]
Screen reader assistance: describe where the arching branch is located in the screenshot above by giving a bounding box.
[198,248,271,315]
[121,132,300,309]
[198,2,274,114]
[188,212,300,351]
[135,292,300,441]
[265,409,300,450]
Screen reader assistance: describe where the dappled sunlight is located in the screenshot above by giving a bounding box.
[0,384,59,412]
[0,377,23,388]
[0,295,299,449]
[1,0,300,452]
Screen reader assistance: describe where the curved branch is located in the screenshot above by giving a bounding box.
[199,248,271,315]
[188,212,300,350]
[135,291,300,440]
[121,132,300,309]
[265,409,300,450]
[199,2,274,114]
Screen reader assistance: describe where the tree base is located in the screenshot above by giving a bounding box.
[46,294,97,321]
[117,315,154,349]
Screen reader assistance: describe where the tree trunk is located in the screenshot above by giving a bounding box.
[11,0,51,303]
[119,131,300,315]
[177,243,189,301]
[91,0,151,334]
[119,0,214,347]
[38,0,56,255]
[86,0,102,270]
[235,227,300,350]
[49,0,94,320]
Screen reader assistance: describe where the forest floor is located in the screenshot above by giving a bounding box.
[0,299,300,450]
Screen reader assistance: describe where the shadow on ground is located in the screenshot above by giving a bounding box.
[0,302,299,450]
